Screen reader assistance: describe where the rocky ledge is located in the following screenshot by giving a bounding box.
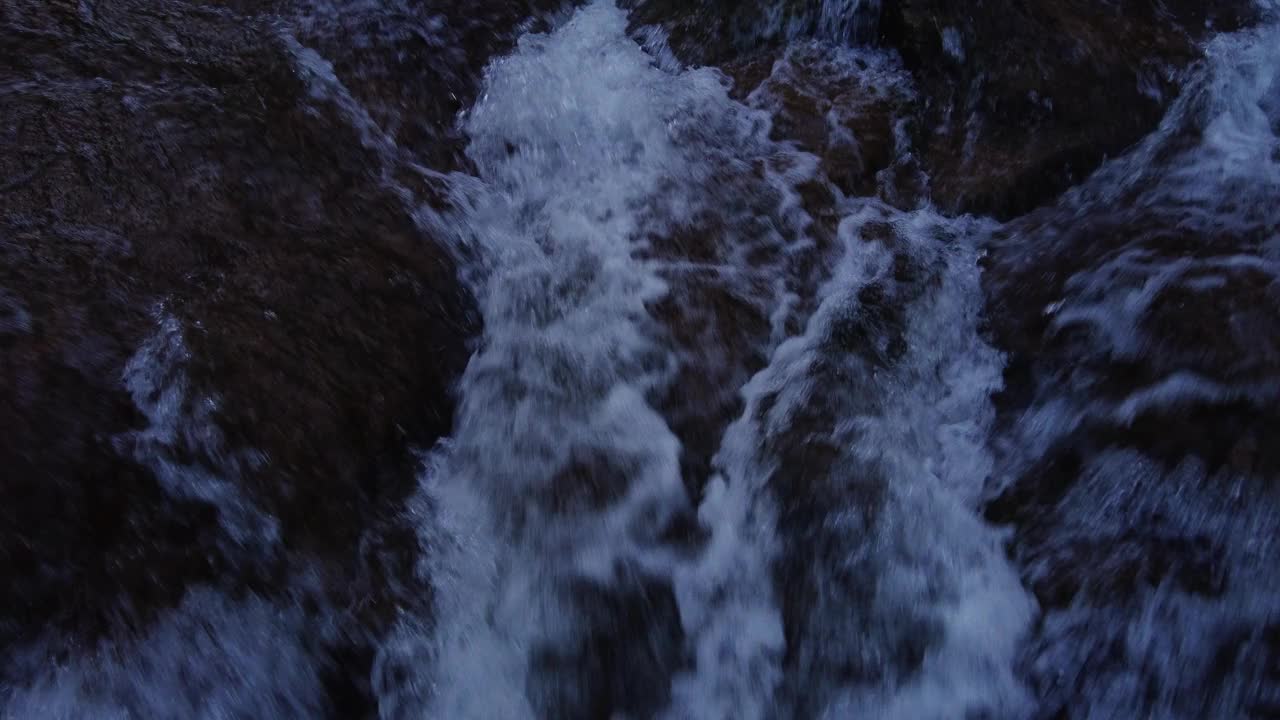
[0,0,553,711]
[629,0,1258,216]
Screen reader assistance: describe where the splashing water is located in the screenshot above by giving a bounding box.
[411,2,1033,719]
[115,312,277,551]
[4,591,326,720]
[6,0,1280,718]
[985,11,1280,720]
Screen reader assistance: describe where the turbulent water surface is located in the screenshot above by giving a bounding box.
[3,0,1279,718]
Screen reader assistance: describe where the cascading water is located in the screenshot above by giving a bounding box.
[3,0,1279,718]
[983,16,1280,718]
[387,3,1045,718]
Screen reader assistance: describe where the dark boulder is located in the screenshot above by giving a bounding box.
[978,20,1280,710]
[0,0,549,709]
[292,0,569,171]
[626,0,1259,217]
[881,0,1258,217]
[623,0,879,66]
[722,43,916,202]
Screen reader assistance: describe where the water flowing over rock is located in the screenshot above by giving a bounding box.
[882,0,1261,217]
[628,0,1260,216]
[982,23,1280,716]
[3,0,1278,717]
[0,0,516,710]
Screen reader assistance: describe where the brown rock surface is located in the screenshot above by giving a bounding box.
[882,0,1257,217]
[0,0,553,704]
[723,43,914,201]
[627,0,1259,216]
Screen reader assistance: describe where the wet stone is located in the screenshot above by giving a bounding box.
[0,0,547,713]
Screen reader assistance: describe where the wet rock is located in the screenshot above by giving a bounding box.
[0,0,527,709]
[650,273,774,493]
[292,0,568,171]
[983,200,1280,621]
[723,43,915,202]
[985,205,1280,478]
[634,107,844,499]
[881,0,1258,217]
[0,0,228,640]
[631,3,921,208]
[529,574,685,720]
[623,0,793,67]
[750,211,951,716]
[979,22,1280,712]
[629,0,1258,216]
[624,0,878,67]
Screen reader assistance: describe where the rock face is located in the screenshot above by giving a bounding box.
[292,0,567,170]
[976,17,1280,713]
[624,0,879,66]
[984,197,1280,601]
[722,42,916,202]
[5,0,1277,716]
[628,0,1257,216]
[0,0,545,711]
[881,0,1257,217]
[622,2,1278,715]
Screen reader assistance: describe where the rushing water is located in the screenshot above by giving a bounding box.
[4,0,1279,718]
[984,18,1280,719]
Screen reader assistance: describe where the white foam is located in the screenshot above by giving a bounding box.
[408,3,1036,716]
[666,202,1034,719]
[373,442,536,720]
[3,591,325,720]
[115,311,277,550]
[941,27,965,62]
[406,3,753,715]
[0,289,32,335]
[1025,450,1280,719]
[988,13,1280,718]
[814,208,1034,718]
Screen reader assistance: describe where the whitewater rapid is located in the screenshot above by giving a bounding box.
[406,3,1032,718]
[4,0,1278,718]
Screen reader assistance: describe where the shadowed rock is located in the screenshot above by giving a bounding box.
[0,0,557,713]
[627,0,1259,216]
